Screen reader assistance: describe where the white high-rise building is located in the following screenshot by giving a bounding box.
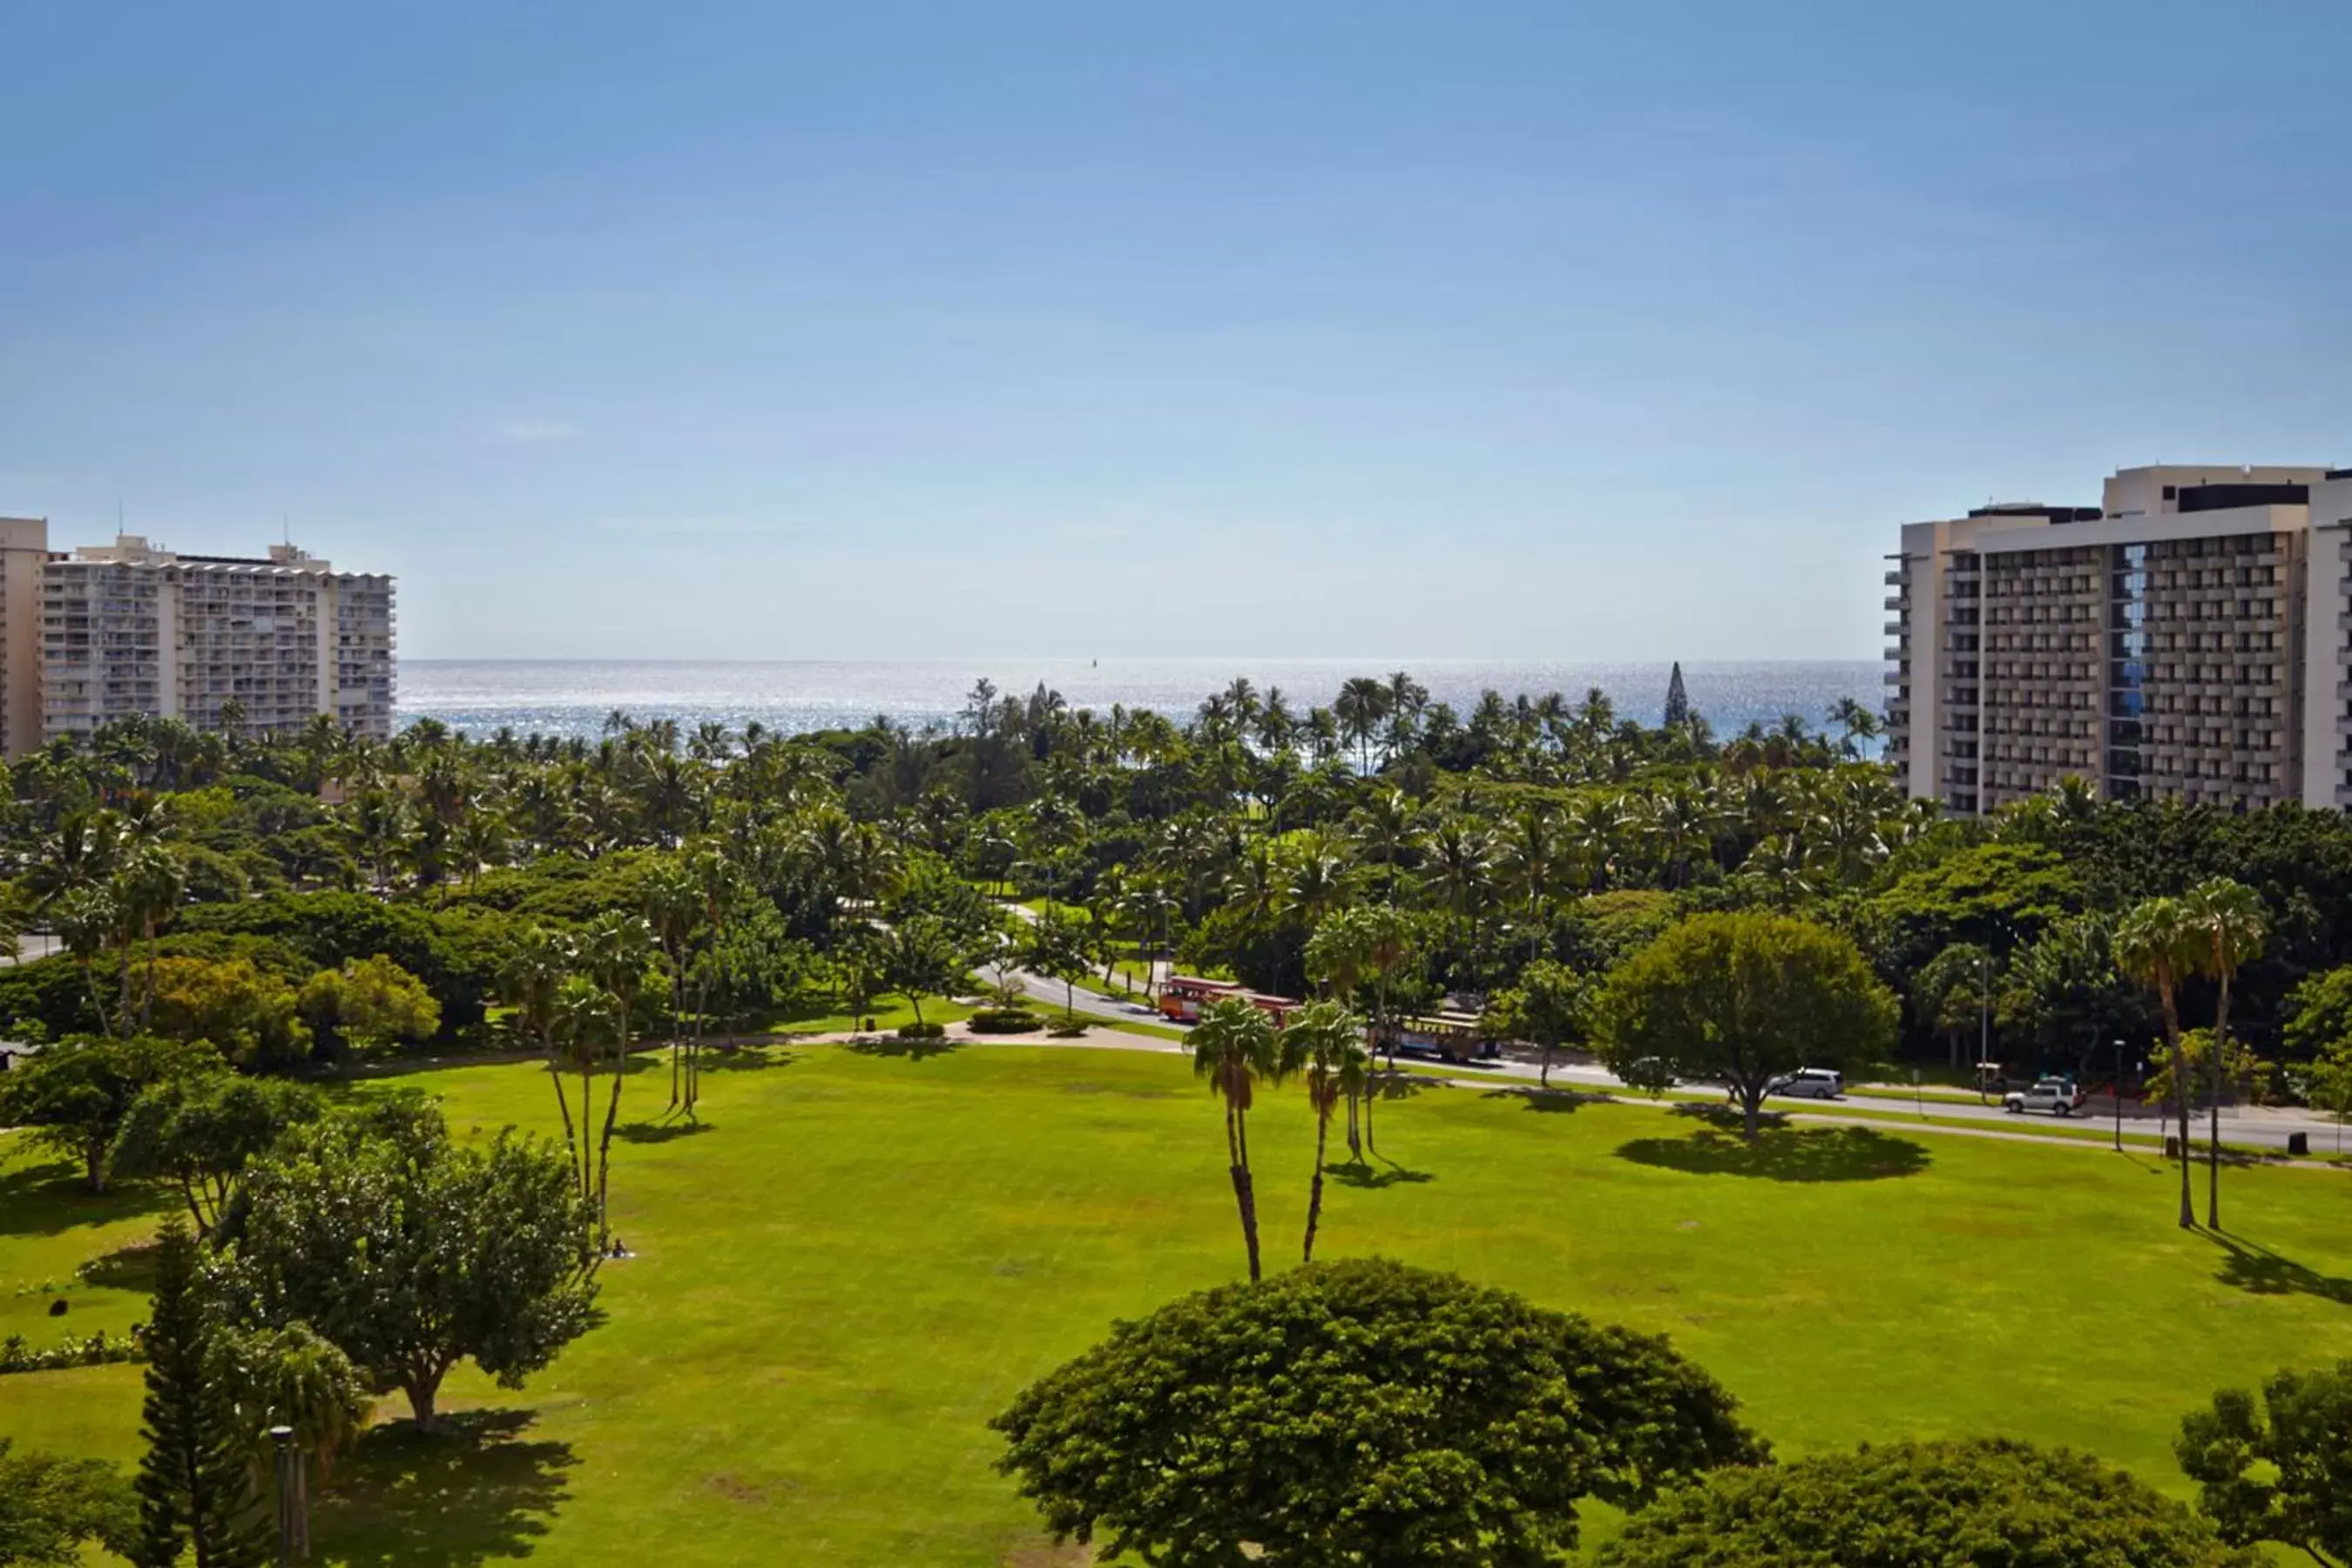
[32,531,395,752]
[1888,463,2352,814]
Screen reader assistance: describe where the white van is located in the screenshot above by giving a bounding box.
[1765,1067,1844,1100]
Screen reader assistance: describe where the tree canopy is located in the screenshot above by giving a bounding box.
[1596,912,1897,1136]
[2176,1359,2352,1566]
[992,1257,1764,1567]
[1603,1437,2256,1568]
[218,1101,601,1427]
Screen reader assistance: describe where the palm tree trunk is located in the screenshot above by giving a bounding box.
[1346,1090,1361,1160]
[578,1051,596,1200]
[1234,1108,1261,1283]
[1303,1106,1331,1263]
[1362,1074,1378,1159]
[142,923,159,1031]
[596,1005,630,1240]
[2208,973,2230,1230]
[79,958,110,1039]
[668,966,684,1112]
[2160,983,2193,1229]
[544,1025,578,1170]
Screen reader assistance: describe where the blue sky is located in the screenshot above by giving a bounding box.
[3,1,2346,660]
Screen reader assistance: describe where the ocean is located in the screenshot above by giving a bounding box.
[396,659,1883,745]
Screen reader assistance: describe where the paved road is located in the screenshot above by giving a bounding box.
[986,902,2340,1155]
[3,933,60,966]
[1435,1053,2343,1153]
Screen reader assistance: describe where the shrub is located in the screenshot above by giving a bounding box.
[0,1328,145,1375]
[1603,1436,2254,1566]
[1046,1021,1090,1038]
[896,1021,948,1040]
[969,1008,1043,1035]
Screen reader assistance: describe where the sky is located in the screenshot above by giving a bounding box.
[3,1,2348,662]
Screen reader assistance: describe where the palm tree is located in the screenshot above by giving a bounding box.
[53,883,118,1036]
[1284,1000,1361,1264]
[581,912,656,1238]
[1192,997,1290,1281]
[2115,896,2205,1229]
[1353,790,1419,906]
[114,841,184,1031]
[1333,678,1391,775]
[2184,878,2266,1229]
[1825,696,1883,759]
[641,859,703,1112]
[500,927,581,1176]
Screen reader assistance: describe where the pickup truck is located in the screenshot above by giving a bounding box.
[2004,1077,2087,1117]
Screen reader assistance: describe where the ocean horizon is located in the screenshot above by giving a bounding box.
[396,658,1882,745]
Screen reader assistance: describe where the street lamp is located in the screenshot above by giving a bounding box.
[2112,1038,2126,1152]
[270,1425,308,1565]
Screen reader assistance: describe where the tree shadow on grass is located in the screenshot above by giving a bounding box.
[1482,1087,1607,1113]
[1669,1100,1790,1133]
[1617,1125,1932,1183]
[314,1409,574,1568]
[76,1238,162,1292]
[1328,1160,1437,1189]
[844,1036,965,1062]
[2208,1232,2352,1306]
[697,1045,794,1073]
[0,1159,171,1239]
[613,1119,715,1144]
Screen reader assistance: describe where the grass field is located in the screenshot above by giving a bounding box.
[3,1043,2349,1565]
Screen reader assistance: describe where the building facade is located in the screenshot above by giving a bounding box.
[1889,464,2352,814]
[0,523,395,756]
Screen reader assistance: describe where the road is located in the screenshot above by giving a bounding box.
[4,933,60,966]
[1424,1054,2344,1154]
[987,899,2342,1155]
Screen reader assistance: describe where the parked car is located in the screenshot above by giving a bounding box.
[2004,1076,2086,1117]
[1764,1067,1844,1100]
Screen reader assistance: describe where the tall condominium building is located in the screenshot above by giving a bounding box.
[1888,464,2352,814]
[0,524,395,756]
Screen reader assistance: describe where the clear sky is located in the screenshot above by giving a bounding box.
[3,2,2346,661]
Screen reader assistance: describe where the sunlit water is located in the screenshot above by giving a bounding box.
[398,659,1882,745]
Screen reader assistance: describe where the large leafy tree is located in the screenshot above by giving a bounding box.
[219,1105,601,1429]
[1604,1436,2254,1567]
[132,1220,267,1568]
[1023,908,1092,1023]
[2177,1359,2352,1566]
[878,914,966,1031]
[1595,912,1897,1138]
[1484,958,1585,1087]
[106,1073,327,1238]
[0,1036,220,1193]
[993,1259,1763,1568]
[0,1438,134,1567]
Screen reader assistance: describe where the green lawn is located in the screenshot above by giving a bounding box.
[3,1045,2350,1565]
[754,991,976,1037]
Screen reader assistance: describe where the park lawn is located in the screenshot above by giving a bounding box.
[756,991,975,1037]
[1,1044,2349,1565]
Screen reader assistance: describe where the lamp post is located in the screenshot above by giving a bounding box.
[1977,947,1994,1105]
[269,1425,308,1565]
[2112,1038,2126,1152]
